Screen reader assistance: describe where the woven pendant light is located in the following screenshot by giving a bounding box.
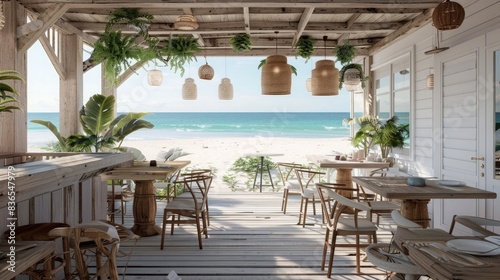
[182,78,197,100]
[343,68,362,92]
[218,78,234,100]
[432,0,465,30]
[311,36,339,96]
[174,14,199,30]
[0,4,4,31]
[261,31,292,95]
[147,69,163,86]
[198,54,214,80]
[305,78,312,92]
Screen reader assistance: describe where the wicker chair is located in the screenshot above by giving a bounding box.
[316,183,378,276]
[276,162,303,214]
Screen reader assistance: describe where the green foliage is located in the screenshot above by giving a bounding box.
[344,115,409,158]
[295,36,314,62]
[339,63,368,89]
[258,59,298,76]
[32,94,154,152]
[334,40,358,66]
[106,8,154,38]
[223,156,279,192]
[162,36,200,76]
[91,31,148,86]
[230,33,252,52]
[0,70,24,112]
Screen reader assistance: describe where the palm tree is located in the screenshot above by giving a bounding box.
[32,94,154,152]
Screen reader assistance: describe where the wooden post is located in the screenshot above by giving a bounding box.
[0,1,27,153]
[59,34,83,136]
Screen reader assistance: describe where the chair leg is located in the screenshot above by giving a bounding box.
[302,198,308,228]
[298,197,305,225]
[195,214,203,249]
[356,234,361,273]
[312,196,317,215]
[327,232,337,278]
[121,198,125,224]
[160,209,168,250]
[321,228,330,271]
[281,189,288,213]
[202,212,209,238]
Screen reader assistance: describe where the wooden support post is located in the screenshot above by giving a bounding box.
[0,1,27,153]
[59,34,83,136]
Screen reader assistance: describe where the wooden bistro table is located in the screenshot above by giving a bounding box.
[307,155,390,198]
[0,241,55,279]
[101,160,190,237]
[352,176,497,228]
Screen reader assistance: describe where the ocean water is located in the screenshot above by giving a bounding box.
[27,112,351,146]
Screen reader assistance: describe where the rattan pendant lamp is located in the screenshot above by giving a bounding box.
[182,63,197,100]
[198,51,214,80]
[432,0,465,31]
[261,31,292,95]
[147,65,163,86]
[218,53,234,100]
[311,36,339,96]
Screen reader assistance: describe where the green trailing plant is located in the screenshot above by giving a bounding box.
[258,59,298,75]
[32,94,154,152]
[295,36,314,62]
[230,33,252,52]
[0,70,24,112]
[334,39,357,66]
[162,36,200,76]
[91,31,149,86]
[106,8,154,38]
[339,63,368,89]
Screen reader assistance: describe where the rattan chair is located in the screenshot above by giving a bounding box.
[356,183,400,225]
[295,168,325,227]
[49,225,120,280]
[160,174,213,250]
[276,162,303,214]
[449,215,500,236]
[316,183,378,276]
[366,243,426,280]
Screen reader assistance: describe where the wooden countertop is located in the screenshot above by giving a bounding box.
[100,160,191,180]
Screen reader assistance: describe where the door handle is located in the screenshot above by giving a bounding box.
[470,157,485,161]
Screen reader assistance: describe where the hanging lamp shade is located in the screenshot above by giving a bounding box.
[174,14,199,31]
[305,78,312,92]
[261,55,292,95]
[147,69,163,86]
[343,68,362,92]
[198,63,214,80]
[432,0,465,30]
[0,4,4,31]
[218,78,234,100]
[426,74,434,89]
[182,78,197,100]
[311,60,339,96]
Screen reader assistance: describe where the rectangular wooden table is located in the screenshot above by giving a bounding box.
[101,160,190,236]
[402,233,500,280]
[0,241,55,279]
[352,176,497,227]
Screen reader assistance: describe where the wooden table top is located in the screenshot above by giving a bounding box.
[352,176,497,200]
[306,155,390,169]
[100,160,191,180]
[244,153,284,157]
[0,241,55,279]
[403,236,500,279]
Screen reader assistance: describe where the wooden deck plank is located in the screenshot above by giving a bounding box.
[102,192,395,279]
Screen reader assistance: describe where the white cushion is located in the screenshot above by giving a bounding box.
[284,179,300,190]
[77,221,120,247]
[337,218,378,231]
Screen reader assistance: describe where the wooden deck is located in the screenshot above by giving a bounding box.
[114,192,396,280]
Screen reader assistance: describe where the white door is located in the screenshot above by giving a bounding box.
[433,39,487,231]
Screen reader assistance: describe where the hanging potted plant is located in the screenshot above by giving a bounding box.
[334,40,367,90]
[90,31,150,86]
[0,70,23,112]
[295,36,314,62]
[162,35,200,77]
[229,33,252,53]
[106,8,154,38]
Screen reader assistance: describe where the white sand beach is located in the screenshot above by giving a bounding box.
[119,137,354,193]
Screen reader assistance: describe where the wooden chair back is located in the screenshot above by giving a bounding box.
[276,162,302,187]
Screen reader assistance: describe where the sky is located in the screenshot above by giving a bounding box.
[27,41,356,113]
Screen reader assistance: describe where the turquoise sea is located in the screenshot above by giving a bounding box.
[27,112,351,147]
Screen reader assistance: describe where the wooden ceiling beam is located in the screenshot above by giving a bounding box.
[292,7,314,47]
[368,8,433,54]
[243,7,250,32]
[18,3,69,53]
[182,7,206,47]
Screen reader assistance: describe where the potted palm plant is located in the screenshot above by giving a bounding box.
[31,94,154,152]
[343,115,379,156]
[373,116,410,159]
